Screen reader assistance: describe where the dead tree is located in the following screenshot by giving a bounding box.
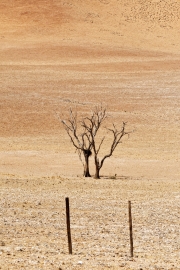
[61,109,92,177]
[82,106,130,179]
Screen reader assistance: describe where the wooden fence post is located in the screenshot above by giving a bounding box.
[128,200,134,257]
[65,197,72,254]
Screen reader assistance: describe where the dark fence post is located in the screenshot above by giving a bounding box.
[65,197,72,254]
[128,200,134,257]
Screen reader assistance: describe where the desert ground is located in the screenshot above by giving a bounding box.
[0,0,180,269]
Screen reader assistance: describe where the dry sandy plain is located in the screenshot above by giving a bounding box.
[0,0,180,269]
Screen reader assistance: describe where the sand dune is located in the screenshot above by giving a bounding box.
[0,1,180,269]
[0,0,180,174]
[1,0,180,53]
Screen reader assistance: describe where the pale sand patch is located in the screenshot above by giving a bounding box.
[0,176,180,269]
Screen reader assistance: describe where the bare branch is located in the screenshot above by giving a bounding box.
[96,136,105,154]
[99,122,130,169]
[60,107,94,177]
[76,148,85,168]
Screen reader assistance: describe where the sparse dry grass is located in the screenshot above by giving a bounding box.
[0,176,180,269]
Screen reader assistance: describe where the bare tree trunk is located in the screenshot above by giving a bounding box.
[83,150,91,177]
[94,166,100,179]
[94,158,100,179]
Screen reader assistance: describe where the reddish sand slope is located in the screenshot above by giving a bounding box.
[1,0,180,53]
[0,0,179,178]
